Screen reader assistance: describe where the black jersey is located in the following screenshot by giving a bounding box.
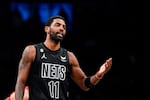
[27,42,72,100]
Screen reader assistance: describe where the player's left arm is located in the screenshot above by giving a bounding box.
[68,51,112,91]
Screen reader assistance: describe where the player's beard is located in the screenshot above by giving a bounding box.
[49,32,64,43]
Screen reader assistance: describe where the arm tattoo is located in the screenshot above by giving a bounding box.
[19,47,31,70]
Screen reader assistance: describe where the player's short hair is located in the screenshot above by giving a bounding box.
[45,15,66,26]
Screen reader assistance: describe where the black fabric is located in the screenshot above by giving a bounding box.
[84,77,95,89]
[27,42,71,100]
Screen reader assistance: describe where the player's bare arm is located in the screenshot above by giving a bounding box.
[68,51,89,91]
[90,57,112,85]
[15,45,35,100]
[68,51,112,91]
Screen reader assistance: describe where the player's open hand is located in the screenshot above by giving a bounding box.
[96,57,112,79]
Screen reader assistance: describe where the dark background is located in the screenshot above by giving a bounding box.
[0,0,148,100]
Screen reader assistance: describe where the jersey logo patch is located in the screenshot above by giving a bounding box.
[40,48,47,59]
[41,53,47,59]
[60,56,67,62]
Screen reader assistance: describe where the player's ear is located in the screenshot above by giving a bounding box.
[44,26,50,33]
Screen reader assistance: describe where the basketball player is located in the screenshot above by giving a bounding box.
[15,15,112,100]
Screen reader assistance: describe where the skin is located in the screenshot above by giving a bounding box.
[6,86,29,100]
[15,18,112,100]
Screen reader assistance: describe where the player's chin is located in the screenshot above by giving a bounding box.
[58,35,64,40]
[57,37,64,42]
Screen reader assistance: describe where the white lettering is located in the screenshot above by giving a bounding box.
[41,63,66,80]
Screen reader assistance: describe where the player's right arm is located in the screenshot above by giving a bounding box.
[15,45,35,100]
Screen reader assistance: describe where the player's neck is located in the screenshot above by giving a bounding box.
[44,39,60,51]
